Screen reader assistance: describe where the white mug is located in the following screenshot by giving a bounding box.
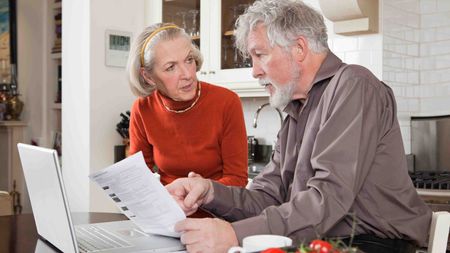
[228,234,292,253]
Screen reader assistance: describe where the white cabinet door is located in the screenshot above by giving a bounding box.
[146,0,266,97]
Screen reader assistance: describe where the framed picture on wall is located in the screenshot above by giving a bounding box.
[0,0,17,85]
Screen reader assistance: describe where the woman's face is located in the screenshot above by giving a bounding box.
[147,36,198,101]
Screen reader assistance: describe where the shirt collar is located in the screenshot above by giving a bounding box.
[284,99,303,120]
[310,51,343,85]
[283,51,343,119]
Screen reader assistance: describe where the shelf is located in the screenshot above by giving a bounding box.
[51,53,61,59]
[192,35,200,40]
[53,1,62,9]
[216,80,267,97]
[52,103,62,110]
[318,0,378,35]
[224,30,234,36]
[0,121,27,127]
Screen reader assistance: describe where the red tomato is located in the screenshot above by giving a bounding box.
[261,248,286,253]
[309,240,333,253]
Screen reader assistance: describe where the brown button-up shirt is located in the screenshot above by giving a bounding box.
[203,52,432,246]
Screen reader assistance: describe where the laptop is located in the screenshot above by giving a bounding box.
[17,143,185,253]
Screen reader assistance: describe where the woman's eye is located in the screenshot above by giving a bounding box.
[186,57,194,63]
[166,65,175,71]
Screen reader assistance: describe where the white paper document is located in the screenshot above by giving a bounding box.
[89,152,186,237]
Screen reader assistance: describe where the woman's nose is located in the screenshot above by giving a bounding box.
[180,63,192,79]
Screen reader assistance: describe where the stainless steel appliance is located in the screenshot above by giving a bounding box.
[411,115,450,172]
[410,115,450,212]
[409,116,450,252]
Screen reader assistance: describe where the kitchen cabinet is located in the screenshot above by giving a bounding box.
[147,0,266,97]
[0,121,30,213]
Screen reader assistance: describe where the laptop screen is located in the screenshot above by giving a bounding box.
[17,143,78,253]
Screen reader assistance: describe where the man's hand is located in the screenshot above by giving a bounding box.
[165,172,214,216]
[175,218,239,253]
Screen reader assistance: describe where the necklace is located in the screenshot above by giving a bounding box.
[161,83,201,113]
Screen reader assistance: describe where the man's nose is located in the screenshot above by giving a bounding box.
[251,60,263,79]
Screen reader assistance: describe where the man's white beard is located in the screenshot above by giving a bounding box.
[259,62,300,109]
[269,81,295,109]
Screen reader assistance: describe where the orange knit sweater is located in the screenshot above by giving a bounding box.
[129,82,248,187]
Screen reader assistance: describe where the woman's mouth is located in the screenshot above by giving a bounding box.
[180,83,195,92]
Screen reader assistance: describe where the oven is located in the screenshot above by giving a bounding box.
[410,171,450,211]
[410,115,450,210]
[410,115,450,251]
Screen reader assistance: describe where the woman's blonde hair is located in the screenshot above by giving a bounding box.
[126,23,203,97]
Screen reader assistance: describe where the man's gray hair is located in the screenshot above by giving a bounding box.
[235,0,328,57]
[126,23,203,97]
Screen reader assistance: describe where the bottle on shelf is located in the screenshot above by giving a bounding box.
[52,1,62,55]
[55,65,62,103]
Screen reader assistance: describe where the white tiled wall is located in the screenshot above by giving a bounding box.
[241,97,279,146]
[383,0,421,153]
[383,0,450,153]
[419,0,450,116]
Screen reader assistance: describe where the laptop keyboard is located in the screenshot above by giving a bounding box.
[75,225,132,252]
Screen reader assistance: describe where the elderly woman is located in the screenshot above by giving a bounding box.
[126,23,248,191]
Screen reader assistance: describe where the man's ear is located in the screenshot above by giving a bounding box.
[292,36,308,62]
[140,68,156,86]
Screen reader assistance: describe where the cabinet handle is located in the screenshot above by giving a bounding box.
[200,71,207,75]
[208,71,216,74]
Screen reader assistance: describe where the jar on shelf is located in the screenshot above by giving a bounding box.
[6,65,24,121]
[0,84,8,120]
[6,94,24,120]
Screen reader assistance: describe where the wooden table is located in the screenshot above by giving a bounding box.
[0,212,127,253]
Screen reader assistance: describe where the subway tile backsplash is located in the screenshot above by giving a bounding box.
[420,0,437,14]
[383,0,450,153]
[240,0,450,154]
[241,97,280,146]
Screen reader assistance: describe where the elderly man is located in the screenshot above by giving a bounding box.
[166,0,432,252]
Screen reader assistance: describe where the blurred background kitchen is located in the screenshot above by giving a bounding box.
[0,0,449,218]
